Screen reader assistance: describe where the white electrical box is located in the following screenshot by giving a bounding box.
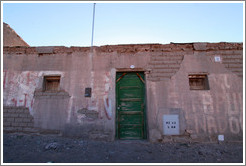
[214,56,221,62]
[218,135,224,141]
[163,115,179,135]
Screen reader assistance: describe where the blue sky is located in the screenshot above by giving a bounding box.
[2,2,244,47]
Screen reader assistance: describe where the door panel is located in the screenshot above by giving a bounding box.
[116,72,146,139]
[119,126,143,139]
[119,101,142,112]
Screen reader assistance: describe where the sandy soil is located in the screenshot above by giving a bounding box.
[3,133,243,163]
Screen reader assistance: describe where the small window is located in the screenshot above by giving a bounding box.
[44,76,60,92]
[189,74,209,90]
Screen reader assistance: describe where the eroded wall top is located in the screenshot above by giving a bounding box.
[3,42,243,78]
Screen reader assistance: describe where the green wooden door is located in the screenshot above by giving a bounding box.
[116,72,146,139]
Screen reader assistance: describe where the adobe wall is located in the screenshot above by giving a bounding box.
[3,42,243,142]
[3,106,35,133]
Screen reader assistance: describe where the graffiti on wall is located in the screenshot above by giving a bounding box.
[103,71,113,120]
[186,92,243,135]
[167,74,243,136]
[75,71,113,123]
[3,70,65,116]
[3,71,39,115]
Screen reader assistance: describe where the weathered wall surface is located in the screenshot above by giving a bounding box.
[147,46,243,142]
[3,42,243,142]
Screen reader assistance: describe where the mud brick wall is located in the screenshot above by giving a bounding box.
[3,42,243,142]
[3,106,36,133]
[206,43,243,78]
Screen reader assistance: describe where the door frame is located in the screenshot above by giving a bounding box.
[115,70,147,139]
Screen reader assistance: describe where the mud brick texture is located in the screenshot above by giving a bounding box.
[3,106,36,133]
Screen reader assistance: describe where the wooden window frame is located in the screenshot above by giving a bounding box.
[43,76,61,92]
[189,74,209,90]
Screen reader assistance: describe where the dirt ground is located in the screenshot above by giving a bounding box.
[3,133,244,163]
